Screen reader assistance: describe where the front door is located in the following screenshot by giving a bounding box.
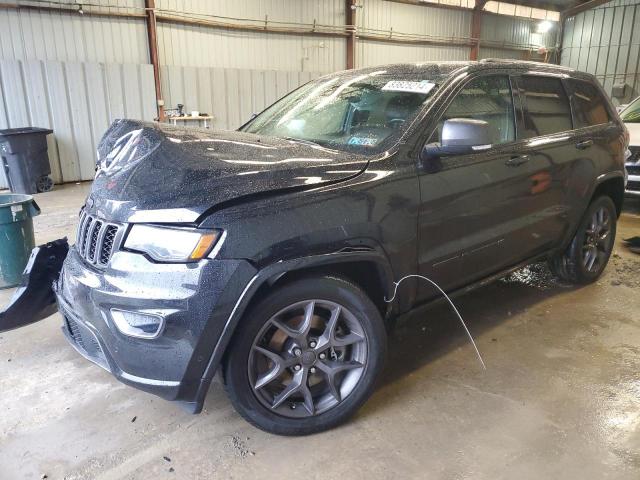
[416,74,531,302]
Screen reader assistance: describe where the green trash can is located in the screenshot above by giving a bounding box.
[0,193,40,289]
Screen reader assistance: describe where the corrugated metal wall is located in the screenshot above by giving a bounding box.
[0,59,156,187]
[160,66,322,130]
[356,0,473,67]
[0,1,149,64]
[155,0,346,72]
[561,0,640,105]
[0,0,560,71]
[354,1,556,67]
[480,12,556,52]
[357,41,470,67]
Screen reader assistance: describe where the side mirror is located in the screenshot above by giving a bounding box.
[420,118,492,165]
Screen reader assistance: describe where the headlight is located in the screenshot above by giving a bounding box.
[124,224,222,262]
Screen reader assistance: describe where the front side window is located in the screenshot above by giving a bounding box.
[242,73,440,153]
[567,79,613,128]
[621,96,640,124]
[434,75,516,145]
[515,76,572,138]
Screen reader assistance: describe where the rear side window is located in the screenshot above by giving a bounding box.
[515,76,572,138]
[567,79,613,128]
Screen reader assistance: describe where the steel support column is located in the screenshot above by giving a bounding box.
[145,0,164,121]
[346,0,356,69]
[470,0,487,61]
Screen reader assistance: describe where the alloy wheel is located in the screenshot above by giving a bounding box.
[582,206,612,273]
[248,299,368,418]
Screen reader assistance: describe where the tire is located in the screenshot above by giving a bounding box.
[223,275,387,435]
[549,195,617,284]
[36,175,54,193]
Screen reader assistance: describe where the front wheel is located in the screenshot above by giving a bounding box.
[223,275,387,435]
[549,195,617,284]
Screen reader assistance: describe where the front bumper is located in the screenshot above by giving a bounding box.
[626,162,640,196]
[56,245,256,407]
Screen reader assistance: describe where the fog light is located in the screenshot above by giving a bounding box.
[110,309,164,339]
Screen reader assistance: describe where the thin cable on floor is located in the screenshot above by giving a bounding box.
[385,274,486,370]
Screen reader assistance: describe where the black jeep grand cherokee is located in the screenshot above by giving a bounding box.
[6,60,628,435]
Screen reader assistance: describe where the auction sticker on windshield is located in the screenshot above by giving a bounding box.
[381,80,436,94]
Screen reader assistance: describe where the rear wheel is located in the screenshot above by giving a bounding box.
[36,175,54,193]
[549,195,617,284]
[223,275,386,435]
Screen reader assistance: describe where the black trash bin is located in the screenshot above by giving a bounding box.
[0,127,54,194]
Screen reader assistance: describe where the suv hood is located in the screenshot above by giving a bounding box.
[89,120,369,223]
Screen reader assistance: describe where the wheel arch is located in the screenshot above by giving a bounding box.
[591,172,625,217]
[251,258,393,321]
[191,249,396,411]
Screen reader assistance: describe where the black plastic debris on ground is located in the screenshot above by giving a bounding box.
[623,236,640,254]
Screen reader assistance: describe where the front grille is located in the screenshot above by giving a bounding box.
[64,316,107,368]
[626,164,640,176]
[628,146,640,164]
[76,211,121,266]
[627,180,640,191]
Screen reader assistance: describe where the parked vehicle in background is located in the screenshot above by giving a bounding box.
[620,96,640,196]
[1,60,628,435]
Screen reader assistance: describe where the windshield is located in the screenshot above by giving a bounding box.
[241,72,438,153]
[621,97,640,123]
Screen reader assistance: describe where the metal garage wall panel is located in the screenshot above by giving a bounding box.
[156,22,346,73]
[238,69,254,126]
[225,69,241,129]
[85,63,111,152]
[356,0,472,67]
[478,47,526,60]
[105,63,126,121]
[480,12,556,52]
[122,63,143,119]
[160,65,322,130]
[44,61,81,182]
[0,59,156,188]
[358,0,471,38]
[140,64,158,121]
[561,1,640,105]
[155,0,345,72]
[358,41,469,68]
[66,62,97,180]
[263,70,278,107]
[157,0,345,26]
[0,60,30,128]
[576,9,594,72]
[0,1,148,64]
[211,68,230,129]
[21,60,62,184]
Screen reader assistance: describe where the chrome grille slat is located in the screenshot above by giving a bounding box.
[75,212,121,267]
[88,220,103,262]
[81,216,93,256]
[100,225,118,265]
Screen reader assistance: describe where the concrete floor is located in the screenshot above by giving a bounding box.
[1,183,639,480]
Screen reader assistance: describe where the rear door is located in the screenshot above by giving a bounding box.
[507,74,577,258]
[563,78,621,213]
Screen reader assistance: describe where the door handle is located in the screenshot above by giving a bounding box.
[576,139,594,150]
[505,155,529,167]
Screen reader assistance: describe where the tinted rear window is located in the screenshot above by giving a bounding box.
[567,79,613,128]
[516,76,572,138]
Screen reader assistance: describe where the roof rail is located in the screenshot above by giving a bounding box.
[479,58,574,71]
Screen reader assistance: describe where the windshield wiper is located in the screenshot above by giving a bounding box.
[284,137,324,148]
